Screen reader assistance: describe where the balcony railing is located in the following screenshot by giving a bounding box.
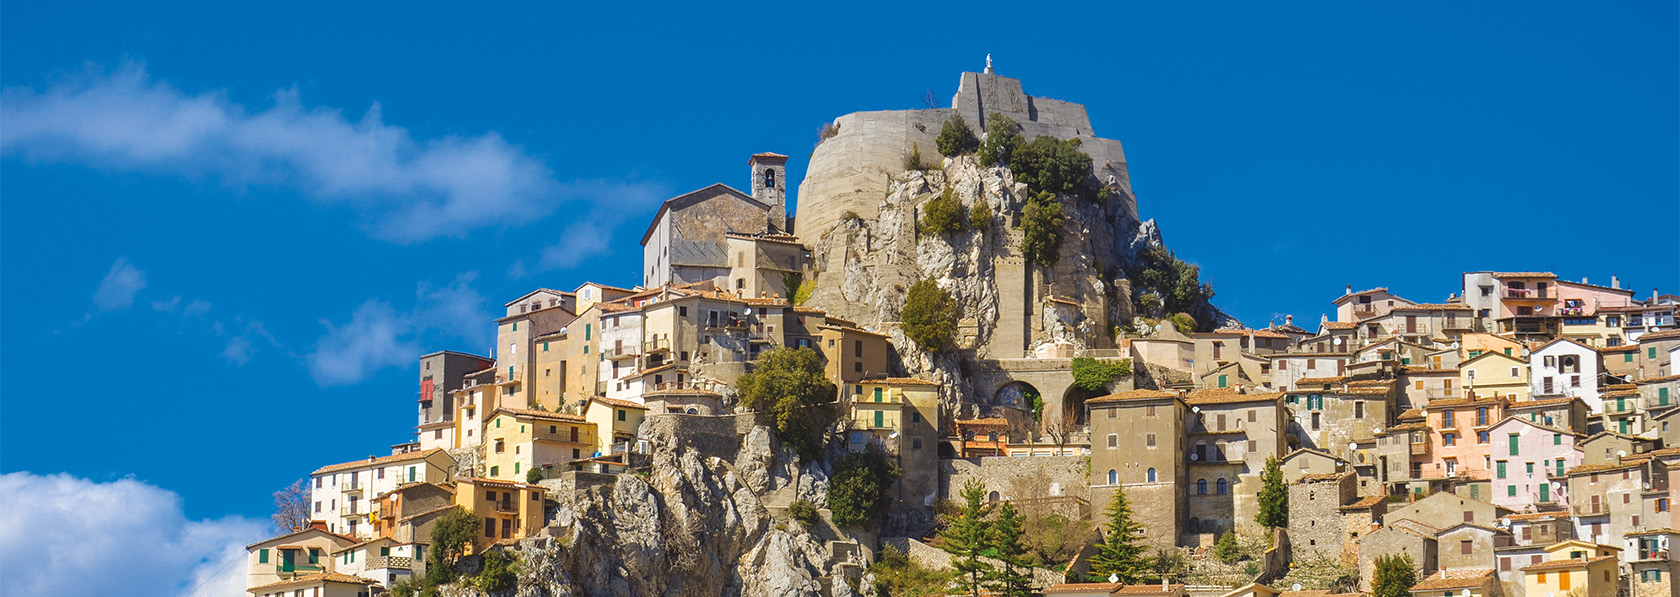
[276,562,326,574]
[606,344,642,360]
[367,555,413,570]
[339,506,362,517]
[1572,504,1605,516]
[1505,288,1552,300]
[1410,442,1430,456]
[495,501,517,513]
[644,338,670,353]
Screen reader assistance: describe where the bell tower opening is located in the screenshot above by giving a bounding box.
[748,152,789,233]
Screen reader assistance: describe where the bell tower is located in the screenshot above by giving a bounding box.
[749,152,788,233]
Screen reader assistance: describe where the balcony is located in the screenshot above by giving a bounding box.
[494,501,518,513]
[1504,288,1553,300]
[367,555,413,570]
[647,381,707,392]
[606,344,642,360]
[1572,504,1605,516]
[275,562,326,574]
[341,484,363,494]
[339,506,362,517]
[1410,442,1430,456]
[644,338,670,353]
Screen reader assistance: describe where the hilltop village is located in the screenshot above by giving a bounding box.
[244,68,1680,597]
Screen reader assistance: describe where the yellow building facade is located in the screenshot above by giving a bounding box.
[583,396,647,454]
[481,407,597,482]
[1520,541,1622,597]
[452,478,546,552]
[1462,350,1530,402]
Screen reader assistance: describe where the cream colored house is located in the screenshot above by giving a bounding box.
[247,572,376,597]
[245,524,357,592]
[453,477,546,552]
[582,396,648,455]
[1519,540,1622,597]
[481,407,597,482]
[309,449,457,538]
[1462,350,1530,403]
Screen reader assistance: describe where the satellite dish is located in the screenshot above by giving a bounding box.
[559,326,569,334]
[1348,442,1359,452]
[1110,574,1120,584]
[1522,348,1531,357]
[1619,450,1629,457]
[1191,453,1200,461]
[743,307,753,315]
[1334,337,1344,346]
[1292,584,1303,592]
[1500,517,1511,527]
[1462,590,1472,597]
[1192,406,1202,413]
[1645,482,1652,490]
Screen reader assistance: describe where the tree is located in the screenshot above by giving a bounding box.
[1151,548,1188,583]
[986,501,1035,597]
[271,479,311,533]
[1088,485,1149,583]
[1214,530,1241,563]
[970,201,993,232]
[423,507,479,590]
[905,142,930,171]
[918,186,969,235]
[937,114,981,157]
[735,346,837,461]
[1255,456,1288,528]
[476,549,519,592]
[979,114,1023,168]
[1019,191,1064,267]
[1010,135,1094,198]
[828,450,901,527]
[901,278,959,351]
[1371,554,1418,597]
[526,467,545,485]
[942,479,995,596]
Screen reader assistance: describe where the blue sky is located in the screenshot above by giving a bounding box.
[2,3,1676,593]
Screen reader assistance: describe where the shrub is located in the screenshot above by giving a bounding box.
[735,347,836,460]
[901,278,959,351]
[1169,313,1197,335]
[1011,135,1094,198]
[525,468,544,485]
[1131,246,1216,330]
[1019,191,1064,267]
[970,201,993,232]
[819,122,840,142]
[789,499,820,527]
[1071,357,1132,392]
[1372,554,1418,597]
[1214,530,1241,564]
[870,545,953,597]
[828,450,900,527]
[979,114,1023,168]
[476,549,519,592]
[904,142,929,171]
[917,187,968,235]
[792,279,817,305]
[936,114,980,157]
[841,210,861,222]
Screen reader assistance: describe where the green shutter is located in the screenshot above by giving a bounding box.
[1508,485,1517,496]
[1526,462,1534,475]
[1218,374,1228,388]
[512,322,517,331]
[259,549,269,564]
[1539,482,1550,502]
[1510,434,1520,455]
[1652,347,1659,359]
[1627,353,1635,363]
[543,342,549,351]
[515,462,520,474]
[874,387,882,402]
[490,466,498,476]
[1497,461,1507,479]
[1662,387,1671,405]
[408,466,416,482]
[1554,433,1562,445]
[875,409,884,428]
[585,324,592,340]
[1470,485,1479,500]
[309,548,319,564]
[1557,461,1564,477]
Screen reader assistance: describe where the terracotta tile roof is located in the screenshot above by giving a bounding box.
[1087,389,1182,404]
[1044,583,1122,594]
[249,572,376,591]
[1412,569,1494,590]
[1397,408,1426,420]
[1114,585,1187,595]
[313,448,446,475]
[1294,376,1349,386]
[1425,396,1506,409]
[1566,460,1644,475]
[1600,345,1639,353]
[1186,389,1285,404]
[878,377,940,386]
[588,396,649,410]
[1637,375,1680,385]
[1491,272,1557,279]
[1602,389,1639,398]
[494,407,586,422]
[245,527,359,550]
[1520,556,1614,571]
[456,477,538,490]
[955,417,1009,427]
[1508,397,1576,409]
[642,387,721,397]
[1341,495,1386,510]
[749,152,789,162]
[1386,422,1432,432]
[1625,528,1680,536]
[1505,511,1568,521]
[1401,367,1459,374]
[1645,447,1680,458]
[1323,322,1358,330]
[1643,329,1680,341]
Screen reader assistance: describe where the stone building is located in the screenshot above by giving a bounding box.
[1087,389,1187,550]
[641,153,790,289]
[1287,472,1356,561]
[1280,447,1348,483]
[417,350,494,451]
[1359,524,1439,591]
[1183,388,1287,538]
[1437,523,1512,572]
[1488,416,1582,511]
[1566,456,1654,546]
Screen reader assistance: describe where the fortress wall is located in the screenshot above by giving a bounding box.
[795,108,955,245]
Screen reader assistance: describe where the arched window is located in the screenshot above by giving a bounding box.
[1108,469,1118,485]
[686,408,699,414]
[1147,468,1157,483]
[764,169,776,190]
[1217,478,1229,495]
[1197,479,1208,495]
[988,491,1000,502]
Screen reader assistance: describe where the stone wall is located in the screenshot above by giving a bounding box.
[1288,474,1356,561]
[641,412,756,462]
[940,455,1090,504]
[880,537,1066,588]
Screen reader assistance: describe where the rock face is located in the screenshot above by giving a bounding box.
[500,423,848,597]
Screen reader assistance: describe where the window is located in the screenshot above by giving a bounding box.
[912,437,923,450]
[1508,485,1517,497]
[1146,433,1157,448]
[259,549,269,563]
[1355,401,1364,419]
[489,466,499,476]
[484,517,496,538]
[1107,434,1118,449]
[764,168,776,189]
[1147,468,1157,482]
[1443,410,1455,427]
[1197,479,1207,495]
[1478,431,1489,444]
[1553,433,1562,446]
[1216,478,1229,494]
[1461,540,1472,555]
[1510,435,1520,455]
[1443,433,1456,446]
[1108,470,1117,484]
[1497,461,1507,479]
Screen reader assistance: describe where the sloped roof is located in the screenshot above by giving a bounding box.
[1412,569,1495,591]
[313,448,448,475]
[640,183,770,246]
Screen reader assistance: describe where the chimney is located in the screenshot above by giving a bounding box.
[1582,277,1589,285]
[1321,313,1329,327]
[1612,275,1621,289]
[1656,288,1660,303]
[1346,284,1353,295]
[1286,314,1294,326]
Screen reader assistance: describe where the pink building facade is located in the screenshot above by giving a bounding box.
[1420,397,1507,481]
[1489,417,1582,510]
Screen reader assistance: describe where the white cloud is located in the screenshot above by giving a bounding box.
[92,257,146,312]
[0,63,632,242]
[535,180,666,271]
[0,472,265,597]
[307,273,490,385]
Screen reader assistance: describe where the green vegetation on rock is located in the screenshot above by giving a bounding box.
[735,347,836,461]
[918,186,969,235]
[937,114,981,157]
[902,278,959,351]
[1070,357,1132,392]
[789,498,820,527]
[1130,245,1216,331]
[979,114,1023,168]
[1019,191,1064,268]
[970,201,993,232]
[828,450,900,527]
[1011,135,1094,198]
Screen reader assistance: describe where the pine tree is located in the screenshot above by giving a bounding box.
[1213,530,1240,564]
[942,479,995,596]
[1371,554,1418,597]
[985,501,1035,597]
[1255,455,1288,528]
[1088,485,1149,583]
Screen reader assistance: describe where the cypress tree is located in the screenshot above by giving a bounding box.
[942,480,995,596]
[1255,455,1288,528]
[986,500,1035,597]
[1088,485,1149,583]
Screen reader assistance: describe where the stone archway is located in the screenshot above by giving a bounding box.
[1061,384,1103,426]
[994,381,1042,413]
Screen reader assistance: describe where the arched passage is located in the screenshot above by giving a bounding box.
[1062,384,1103,426]
[994,381,1042,415]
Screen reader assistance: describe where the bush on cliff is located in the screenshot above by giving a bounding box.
[902,278,959,351]
[1019,191,1064,267]
[1071,357,1132,392]
[828,450,900,527]
[979,114,1023,168]
[917,186,969,235]
[936,114,980,157]
[1131,245,1216,332]
[736,347,836,461]
[970,201,993,232]
[1012,135,1094,199]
